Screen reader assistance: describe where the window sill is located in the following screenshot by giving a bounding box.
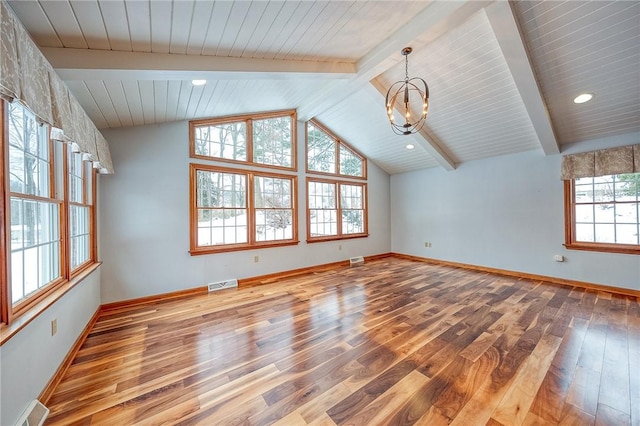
[306,234,369,243]
[0,262,102,346]
[189,240,300,256]
[565,242,640,255]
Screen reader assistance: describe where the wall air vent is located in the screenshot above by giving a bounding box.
[207,279,238,293]
[349,256,365,267]
[15,400,49,426]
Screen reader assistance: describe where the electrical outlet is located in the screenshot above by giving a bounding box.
[554,254,564,262]
[51,318,57,336]
[253,255,259,263]
[338,244,342,251]
[424,242,432,248]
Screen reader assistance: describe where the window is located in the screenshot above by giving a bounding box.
[6,102,61,307]
[5,101,62,312]
[307,179,367,242]
[565,173,640,254]
[68,150,94,272]
[1,100,97,324]
[305,120,368,242]
[190,164,297,254]
[306,119,366,178]
[190,110,296,171]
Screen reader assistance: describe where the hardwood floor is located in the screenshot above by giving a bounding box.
[44,257,640,425]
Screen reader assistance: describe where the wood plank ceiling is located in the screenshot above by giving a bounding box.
[7,0,640,175]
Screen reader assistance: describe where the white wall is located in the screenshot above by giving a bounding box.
[99,121,391,304]
[391,149,640,291]
[0,269,101,426]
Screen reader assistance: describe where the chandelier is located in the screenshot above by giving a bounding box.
[385,47,429,135]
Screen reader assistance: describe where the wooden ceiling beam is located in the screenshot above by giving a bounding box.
[485,1,560,155]
[41,47,357,81]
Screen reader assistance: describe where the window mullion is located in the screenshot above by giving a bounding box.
[247,119,253,166]
[0,100,10,324]
[47,130,55,199]
[336,182,342,236]
[248,172,255,245]
[62,144,70,280]
[335,139,340,176]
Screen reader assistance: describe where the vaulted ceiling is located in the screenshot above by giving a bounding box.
[7,0,640,175]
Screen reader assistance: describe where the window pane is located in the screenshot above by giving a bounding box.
[575,204,593,223]
[308,181,335,209]
[7,102,50,197]
[339,145,363,177]
[254,176,293,242]
[574,183,593,203]
[615,203,638,224]
[594,204,614,223]
[342,210,364,234]
[253,116,292,168]
[11,251,24,303]
[309,209,337,236]
[223,209,248,244]
[39,243,53,285]
[254,176,291,208]
[615,174,639,201]
[20,200,38,247]
[575,223,594,242]
[70,205,90,268]
[10,198,61,304]
[194,122,247,161]
[307,123,336,174]
[594,224,615,243]
[23,247,38,296]
[85,162,94,205]
[197,208,247,246]
[68,151,84,203]
[340,184,363,209]
[197,209,214,246]
[616,224,639,245]
[10,198,23,250]
[197,171,246,208]
[256,210,293,241]
[593,183,614,202]
[9,145,25,192]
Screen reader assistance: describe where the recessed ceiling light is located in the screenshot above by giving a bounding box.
[406,144,415,150]
[573,93,594,104]
[192,79,207,86]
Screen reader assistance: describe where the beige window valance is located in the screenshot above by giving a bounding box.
[561,144,640,180]
[0,1,113,173]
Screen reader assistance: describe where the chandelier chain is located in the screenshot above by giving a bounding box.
[405,54,409,81]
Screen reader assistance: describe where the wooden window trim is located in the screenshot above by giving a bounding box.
[305,118,367,180]
[2,102,64,323]
[1,100,9,324]
[189,109,297,172]
[189,163,299,255]
[306,177,369,243]
[1,101,100,327]
[564,180,640,255]
[68,149,96,277]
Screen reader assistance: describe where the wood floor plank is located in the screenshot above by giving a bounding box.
[41,257,640,426]
[527,317,589,423]
[490,333,562,425]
